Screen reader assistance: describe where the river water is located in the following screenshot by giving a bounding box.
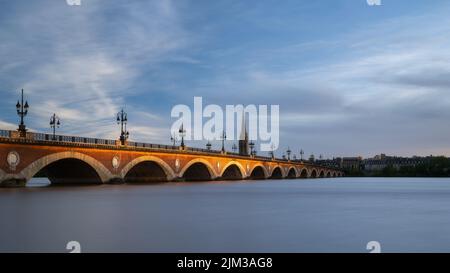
[1,177,450,253]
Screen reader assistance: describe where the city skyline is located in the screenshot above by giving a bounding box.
[1,0,450,158]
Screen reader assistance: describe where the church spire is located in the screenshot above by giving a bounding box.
[239,111,247,141]
[238,112,249,155]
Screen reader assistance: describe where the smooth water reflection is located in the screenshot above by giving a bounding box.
[2,177,450,252]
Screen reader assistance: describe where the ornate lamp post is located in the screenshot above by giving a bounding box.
[170,133,178,146]
[287,147,292,161]
[300,149,304,162]
[179,123,186,149]
[269,143,275,160]
[249,141,255,157]
[206,140,212,151]
[116,109,129,145]
[49,113,61,141]
[231,143,237,153]
[16,89,29,137]
[220,131,227,153]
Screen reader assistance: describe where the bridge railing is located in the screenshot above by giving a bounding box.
[254,155,273,160]
[127,141,179,150]
[0,129,225,155]
[127,141,225,154]
[187,147,223,154]
[32,132,116,145]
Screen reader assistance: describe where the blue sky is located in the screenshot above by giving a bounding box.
[1,0,450,158]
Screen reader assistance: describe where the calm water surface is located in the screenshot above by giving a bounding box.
[2,177,450,252]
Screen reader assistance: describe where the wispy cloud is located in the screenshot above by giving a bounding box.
[0,0,189,142]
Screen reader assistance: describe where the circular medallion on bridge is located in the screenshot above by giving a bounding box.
[112,156,120,169]
[217,161,220,170]
[7,151,20,170]
[175,159,180,171]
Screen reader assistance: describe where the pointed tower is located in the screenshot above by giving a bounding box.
[239,112,249,156]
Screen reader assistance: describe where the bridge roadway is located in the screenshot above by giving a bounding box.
[0,130,343,187]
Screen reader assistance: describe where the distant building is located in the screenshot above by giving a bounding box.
[315,158,341,168]
[341,157,363,170]
[316,157,362,170]
[362,154,431,171]
[315,154,435,173]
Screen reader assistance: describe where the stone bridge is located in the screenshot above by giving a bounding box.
[0,130,343,187]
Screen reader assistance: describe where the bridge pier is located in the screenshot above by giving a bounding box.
[0,172,344,187]
[0,175,127,187]
[0,173,27,187]
[107,177,125,184]
[1,178,27,187]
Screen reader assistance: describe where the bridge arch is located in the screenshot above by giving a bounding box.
[180,158,218,181]
[121,156,176,182]
[309,168,318,178]
[319,170,325,178]
[326,171,332,178]
[249,164,269,180]
[299,168,308,178]
[20,151,112,184]
[220,161,246,180]
[287,167,298,179]
[270,166,284,179]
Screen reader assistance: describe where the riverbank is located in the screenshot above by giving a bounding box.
[344,156,450,178]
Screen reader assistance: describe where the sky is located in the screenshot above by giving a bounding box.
[1,0,450,158]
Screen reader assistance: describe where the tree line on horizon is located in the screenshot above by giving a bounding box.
[346,156,450,177]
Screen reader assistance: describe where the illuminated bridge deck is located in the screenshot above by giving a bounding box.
[0,130,343,187]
